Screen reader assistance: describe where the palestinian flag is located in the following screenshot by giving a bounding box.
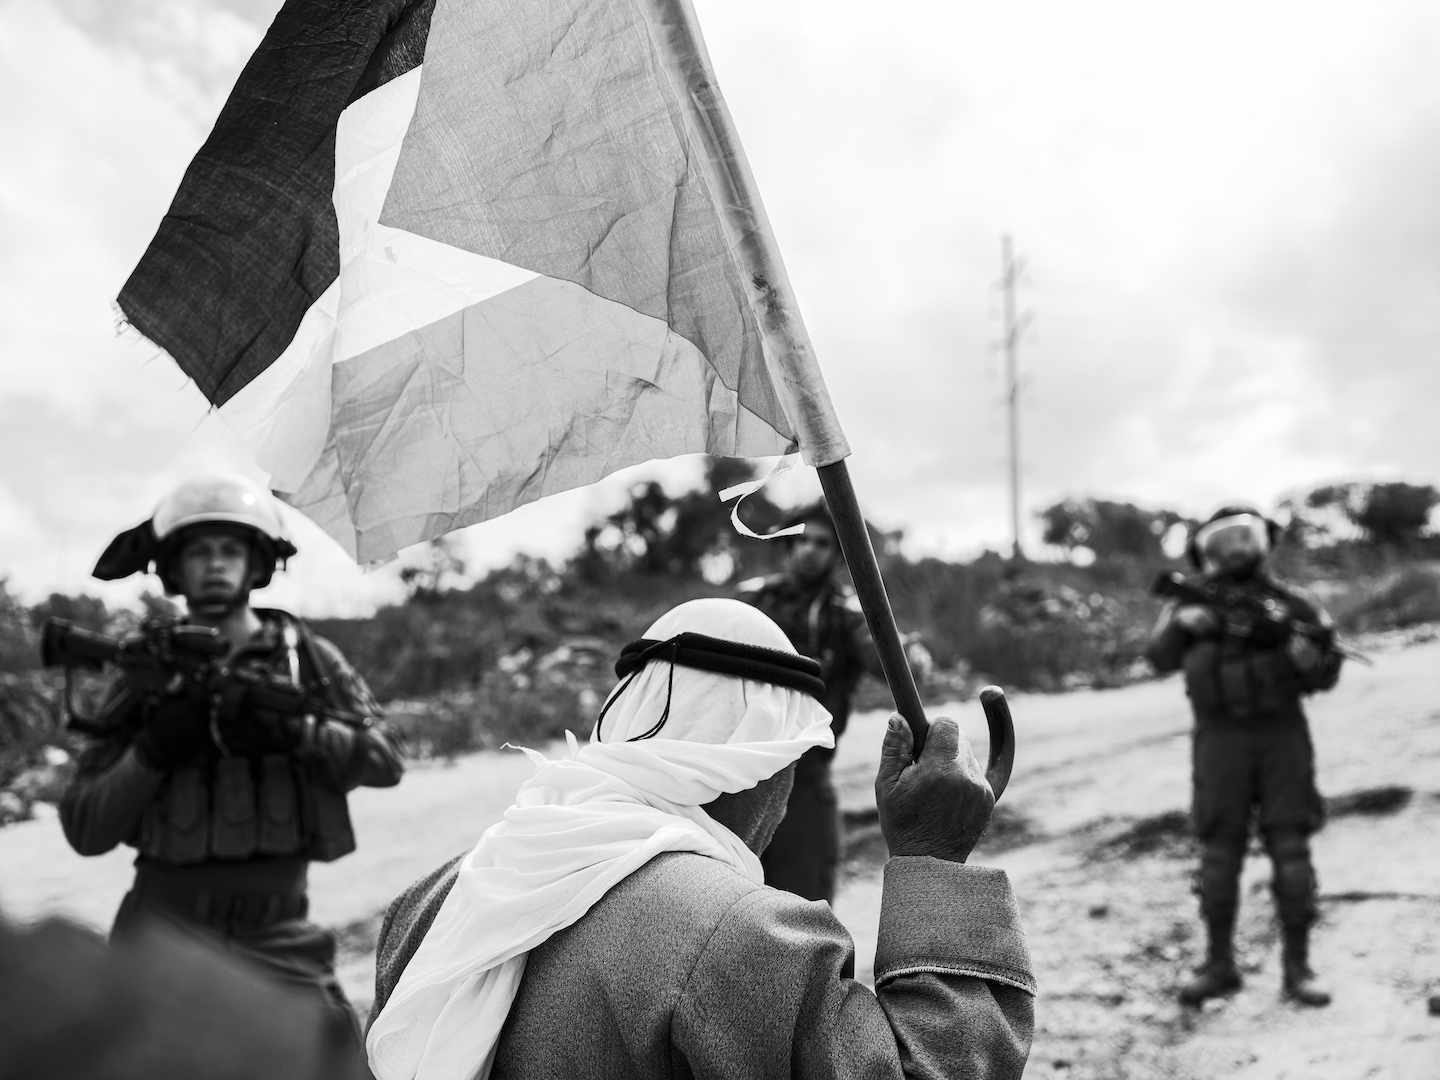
[119,0,849,562]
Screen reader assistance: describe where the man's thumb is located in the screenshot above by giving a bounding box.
[875,714,913,789]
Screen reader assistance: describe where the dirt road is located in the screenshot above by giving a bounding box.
[3,635,1436,1076]
[940,632,1440,1080]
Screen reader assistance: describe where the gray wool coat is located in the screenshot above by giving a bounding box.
[370,852,1035,1079]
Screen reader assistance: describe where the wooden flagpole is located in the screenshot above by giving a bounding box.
[815,462,927,738]
[818,461,1014,798]
[645,0,1013,797]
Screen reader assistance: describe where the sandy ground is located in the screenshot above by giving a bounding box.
[3,637,1437,1076]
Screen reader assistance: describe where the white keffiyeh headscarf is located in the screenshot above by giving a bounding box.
[366,598,834,1080]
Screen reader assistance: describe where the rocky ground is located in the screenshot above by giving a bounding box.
[3,633,1437,1076]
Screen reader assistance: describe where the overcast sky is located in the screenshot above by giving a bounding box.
[2,0,1438,615]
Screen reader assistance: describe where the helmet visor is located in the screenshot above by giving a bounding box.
[1194,513,1269,571]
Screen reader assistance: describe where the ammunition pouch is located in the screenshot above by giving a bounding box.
[1183,641,1299,722]
[135,755,356,865]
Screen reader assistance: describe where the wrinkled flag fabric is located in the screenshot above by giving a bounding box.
[118,0,849,563]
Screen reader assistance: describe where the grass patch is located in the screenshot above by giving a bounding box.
[839,802,1041,880]
[974,804,1045,852]
[1095,810,1194,860]
[1083,787,1416,865]
[1325,785,1413,818]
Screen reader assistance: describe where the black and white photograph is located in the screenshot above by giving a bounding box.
[1,1,1438,1076]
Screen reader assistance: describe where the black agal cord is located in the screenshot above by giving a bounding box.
[595,632,825,742]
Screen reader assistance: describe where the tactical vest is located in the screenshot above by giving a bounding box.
[129,616,358,865]
[133,754,356,864]
[1181,641,1301,722]
[1180,582,1306,723]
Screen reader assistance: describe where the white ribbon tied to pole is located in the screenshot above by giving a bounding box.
[718,455,806,541]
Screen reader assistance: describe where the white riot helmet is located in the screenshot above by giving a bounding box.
[1186,505,1280,577]
[94,474,297,592]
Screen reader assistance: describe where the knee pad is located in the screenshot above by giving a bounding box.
[1265,829,1317,925]
[1264,828,1310,859]
[1197,834,1246,920]
[1271,857,1314,901]
[1265,830,1313,888]
[1201,834,1247,873]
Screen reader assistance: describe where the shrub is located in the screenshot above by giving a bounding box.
[966,578,1154,691]
[1300,481,1439,549]
[1329,565,1440,632]
[1038,499,1191,562]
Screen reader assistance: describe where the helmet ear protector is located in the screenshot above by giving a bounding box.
[94,522,297,594]
[1185,506,1281,570]
[595,632,826,742]
[93,475,297,591]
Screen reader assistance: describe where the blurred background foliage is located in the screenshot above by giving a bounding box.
[3,466,1438,821]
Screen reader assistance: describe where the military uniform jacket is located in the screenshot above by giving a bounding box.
[737,574,879,755]
[371,853,1035,1080]
[60,610,404,865]
[1145,573,1342,726]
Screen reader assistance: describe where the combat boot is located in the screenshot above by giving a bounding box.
[1178,920,1242,1006]
[1281,926,1331,1007]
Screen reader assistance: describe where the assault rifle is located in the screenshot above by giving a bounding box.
[40,617,367,735]
[1150,572,1372,665]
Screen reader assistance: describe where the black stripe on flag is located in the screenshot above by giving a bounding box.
[118,0,435,406]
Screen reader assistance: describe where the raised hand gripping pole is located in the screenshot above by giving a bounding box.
[816,461,1015,800]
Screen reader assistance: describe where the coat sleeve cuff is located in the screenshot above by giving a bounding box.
[874,856,1036,995]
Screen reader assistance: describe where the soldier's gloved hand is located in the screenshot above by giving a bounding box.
[1173,603,1220,638]
[1285,634,1324,676]
[252,708,307,754]
[876,713,994,864]
[134,688,214,771]
[214,683,306,757]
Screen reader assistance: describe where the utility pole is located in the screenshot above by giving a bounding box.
[999,235,1027,562]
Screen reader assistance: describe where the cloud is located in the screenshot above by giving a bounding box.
[3,0,1440,609]
[697,0,1440,541]
[51,0,273,106]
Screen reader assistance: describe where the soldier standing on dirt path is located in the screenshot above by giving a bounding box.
[736,502,883,902]
[58,475,405,1042]
[1146,506,1343,1009]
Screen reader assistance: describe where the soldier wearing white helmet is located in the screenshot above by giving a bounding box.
[146,472,296,594]
[1146,505,1342,1009]
[59,474,405,1041]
